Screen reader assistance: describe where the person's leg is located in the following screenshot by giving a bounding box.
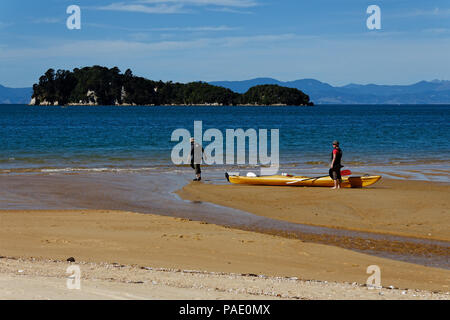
[331,169,338,189]
[190,162,197,181]
[332,179,338,189]
[195,164,201,181]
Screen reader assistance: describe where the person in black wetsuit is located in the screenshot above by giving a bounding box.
[329,140,343,189]
[190,138,205,181]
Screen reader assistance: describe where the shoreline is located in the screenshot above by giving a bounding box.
[0,164,448,184]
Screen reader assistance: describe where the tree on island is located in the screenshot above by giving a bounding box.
[31,66,313,106]
[239,85,312,106]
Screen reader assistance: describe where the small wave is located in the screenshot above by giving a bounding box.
[0,167,163,174]
[42,167,163,173]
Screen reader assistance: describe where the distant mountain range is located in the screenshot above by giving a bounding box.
[2,78,450,104]
[0,85,33,104]
[209,78,450,104]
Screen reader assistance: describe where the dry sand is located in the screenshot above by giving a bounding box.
[1,257,448,300]
[0,209,449,300]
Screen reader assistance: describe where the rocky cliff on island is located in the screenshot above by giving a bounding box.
[30,66,313,106]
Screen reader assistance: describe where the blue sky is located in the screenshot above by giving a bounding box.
[1,0,450,87]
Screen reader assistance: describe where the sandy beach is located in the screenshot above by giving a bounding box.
[0,174,449,299]
[1,257,448,300]
[0,206,449,299]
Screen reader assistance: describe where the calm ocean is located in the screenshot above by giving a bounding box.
[0,104,449,181]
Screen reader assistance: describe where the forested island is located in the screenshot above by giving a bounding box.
[30,66,313,106]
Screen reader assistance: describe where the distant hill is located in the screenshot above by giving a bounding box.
[0,85,33,104]
[210,78,450,104]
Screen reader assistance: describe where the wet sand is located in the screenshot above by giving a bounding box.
[177,179,450,269]
[0,210,449,295]
[178,178,450,241]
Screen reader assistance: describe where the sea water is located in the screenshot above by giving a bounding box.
[0,104,448,181]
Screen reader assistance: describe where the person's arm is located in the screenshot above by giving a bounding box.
[331,152,336,168]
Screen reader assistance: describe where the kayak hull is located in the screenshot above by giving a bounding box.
[226,174,381,188]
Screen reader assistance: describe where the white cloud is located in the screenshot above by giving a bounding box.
[208,7,253,14]
[0,21,12,29]
[138,0,259,8]
[32,18,61,24]
[421,28,450,35]
[394,7,450,18]
[0,33,298,60]
[85,22,237,33]
[95,0,260,14]
[96,3,189,14]
[171,25,236,31]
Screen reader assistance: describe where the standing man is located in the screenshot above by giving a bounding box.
[190,138,204,181]
[329,140,343,189]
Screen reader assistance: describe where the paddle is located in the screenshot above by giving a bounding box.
[287,170,352,184]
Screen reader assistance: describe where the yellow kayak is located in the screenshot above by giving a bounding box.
[225,173,381,188]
